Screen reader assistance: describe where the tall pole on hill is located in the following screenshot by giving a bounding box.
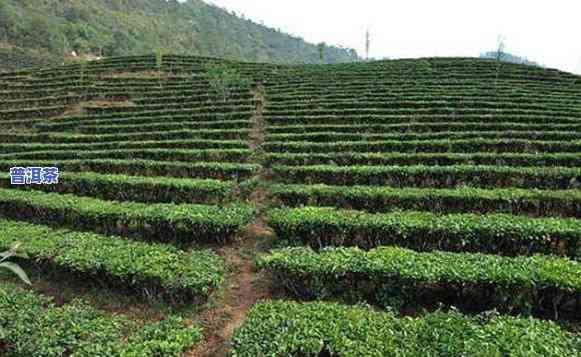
[365,29,371,61]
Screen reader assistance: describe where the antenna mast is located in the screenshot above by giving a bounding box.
[365,28,370,61]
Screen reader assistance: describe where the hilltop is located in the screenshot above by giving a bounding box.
[0,0,358,71]
[0,56,580,355]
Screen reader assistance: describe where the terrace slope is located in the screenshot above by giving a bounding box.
[0,55,580,356]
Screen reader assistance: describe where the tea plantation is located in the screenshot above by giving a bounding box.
[0,55,580,356]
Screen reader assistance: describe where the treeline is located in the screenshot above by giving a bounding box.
[480,51,542,67]
[0,0,358,71]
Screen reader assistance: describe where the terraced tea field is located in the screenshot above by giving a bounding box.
[0,55,580,355]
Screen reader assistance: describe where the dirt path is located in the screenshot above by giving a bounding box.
[188,85,272,356]
[248,84,266,151]
[188,236,271,356]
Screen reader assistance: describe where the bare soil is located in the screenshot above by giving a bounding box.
[187,229,273,356]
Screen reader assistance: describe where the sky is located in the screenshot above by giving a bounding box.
[204,0,581,74]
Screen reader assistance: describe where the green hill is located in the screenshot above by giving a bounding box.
[0,0,358,71]
[0,56,580,355]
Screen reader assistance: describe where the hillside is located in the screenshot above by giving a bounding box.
[0,56,580,355]
[0,0,358,71]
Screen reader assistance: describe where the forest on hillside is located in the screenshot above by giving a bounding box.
[0,0,359,71]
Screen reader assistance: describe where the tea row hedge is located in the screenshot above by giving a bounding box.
[35,111,252,132]
[232,301,581,356]
[266,78,569,91]
[39,118,252,133]
[266,130,581,143]
[270,66,575,78]
[132,96,255,107]
[75,128,250,142]
[259,246,581,318]
[94,84,250,96]
[264,107,581,119]
[3,148,251,163]
[0,118,48,129]
[0,106,65,121]
[85,103,254,115]
[3,81,85,91]
[264,138,581,154]
[267,75,580,90]
[266,91,581,105]
[0,220,224,302]
[266,99,581,113]
[264,89,581,101]
[0,189,255,245]
[76,120,253,135]
[0,285,203,356]
[132,92,253,103]
[0,94,84,110]
[271,164,581,189]
[0,139,248,154]
[82,107,252,121]
[265,152,581,168]
[0,129,250,144]
[0,159,259,180]
[0,88,78,100]
[128,96,255,106]
[39,109,251,127]
[266,113,581,126]
[0,172,235,204]
[266,207,581,257]
[265,84,580,100]
[270,184,581,217]
[267,122,581,134]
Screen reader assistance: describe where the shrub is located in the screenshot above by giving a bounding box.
[0,219,225,302]
[0,189,255,245]
[1,172,236,204]
[205,63,252,101]
[232,301,581,356]
[270,184,581,217]
[0,284,202,356]
[259,246,581,318]
[266,207,581,257]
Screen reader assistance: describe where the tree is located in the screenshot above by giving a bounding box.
[495,35,506,62]
[0,0,12,42]
[0,0,359,70]
[493,35,507,91]
[205,63,251,101]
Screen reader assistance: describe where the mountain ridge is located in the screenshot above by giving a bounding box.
[0,0,358,71]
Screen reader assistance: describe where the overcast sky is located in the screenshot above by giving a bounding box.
[204,0,581,74]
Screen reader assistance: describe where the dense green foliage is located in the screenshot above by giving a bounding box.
[267,207,581,257]
[0,159,259,180]
[232,301,581,356]
[0,219,224,301]
[0,0,358,71]
[0,172,236,204]
[272,164,581,189]
[260,247,581,317]
[264,138,581,154]
[0,284,203,355]
[265,151,581,168]
[0,188,255,245]
[270,184,581,217]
